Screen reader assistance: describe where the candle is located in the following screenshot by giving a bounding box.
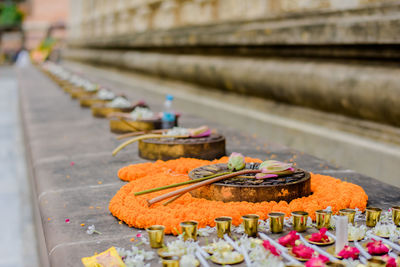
[359,256,367,265]
[299,234,338,263]
[258,233,301,265]
[367,233,400,252]
[326,231,336,241]
[335,216,348,255]
[195,251,210,267]
[354,240,371,260]
[224,234,251,266]
[195,244,210,259]
[259,232,288,252]
[240,244,252,266]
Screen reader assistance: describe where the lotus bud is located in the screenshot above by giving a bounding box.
[227,152,245,171]
[259,160,293,172]
[189,126,211,138]
[255,160,295,179]
[255,173,278,179]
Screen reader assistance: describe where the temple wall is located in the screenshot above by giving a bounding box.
[68,0,395,39]
[66,0,400,127]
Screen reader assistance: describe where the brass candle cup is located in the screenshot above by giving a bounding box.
[315,209,332,229]
[162,256,180,267]
[339,209,356,225]
[291,211,309,232]
[215,216,232,238]
[367,257,387,267]
[366,207,382,227]
[146,225,165,248]
[180,220,198,241]
[268,212,285,233]
[242,214,259,237]
[392,206,400,227]
[326,262,345,267]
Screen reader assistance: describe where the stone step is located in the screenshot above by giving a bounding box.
[64,49,400,128]
[65,61,400,188]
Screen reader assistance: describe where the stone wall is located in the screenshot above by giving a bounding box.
[68,0,395,40]
[66,0,400,127]
[24,0,69,49]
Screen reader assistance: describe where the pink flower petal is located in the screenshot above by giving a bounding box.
[256,173,278,179]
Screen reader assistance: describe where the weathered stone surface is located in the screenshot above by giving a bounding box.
[64,48,400,127]
[69,1,400,46]
[19,65,400,266]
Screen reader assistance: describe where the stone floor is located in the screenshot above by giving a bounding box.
[15,64,400,266]
[0,66,38,267]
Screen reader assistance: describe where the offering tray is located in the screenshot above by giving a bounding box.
[138,133,225,160]
[188,163,311,203]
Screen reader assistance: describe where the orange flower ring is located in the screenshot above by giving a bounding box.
[109,157,368,235]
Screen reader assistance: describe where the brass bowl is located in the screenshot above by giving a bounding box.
[138,134,226,161]
[188,164,311,203]
[109,119,158,133]
[304,235,335,246]
[70,89,97,99]
[55,79,70,87]
[157,247,185,258]
[210,254,244,265]
[80,97,111,108]
[62,85,81,94]
[91,104,135,118]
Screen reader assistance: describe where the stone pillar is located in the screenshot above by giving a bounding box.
[133,6,152,32]
[181,0,216,25]
[153,0,179,30]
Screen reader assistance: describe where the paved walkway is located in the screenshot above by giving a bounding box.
[0,66,38,267]
[17,64,400,266]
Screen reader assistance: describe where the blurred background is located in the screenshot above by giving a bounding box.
[7,0,397,185]
[1,1,400,265]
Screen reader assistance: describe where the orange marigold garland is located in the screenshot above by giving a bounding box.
[110,157,368,235]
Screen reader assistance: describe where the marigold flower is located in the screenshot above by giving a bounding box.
[337,245,360,260]
[109,157,368,235]
[366,239,389,255]
[381,254,397,267]
[292,244,314,259]
[262,240,281,256]
[305,255,328,267]
[278,230,299,247]
[309,228,329,243]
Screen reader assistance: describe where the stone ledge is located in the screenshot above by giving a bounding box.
[68,2,400,48]
[64,49,400,127]
[18,64,400,266]
[64,61,400,187]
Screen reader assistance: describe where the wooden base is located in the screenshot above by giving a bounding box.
[188,163,311,203]
[70,89,97,99]
[109,119,158,133]
[62,85,81,94]
[138,134,226,160]
[80,98,111,108]
[109,117,179,133]
[91,104,135,118]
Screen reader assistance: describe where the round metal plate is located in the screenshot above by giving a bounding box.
[188,163,311,203]
[138,134,226,160]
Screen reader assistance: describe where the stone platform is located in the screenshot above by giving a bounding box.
[18,65,400,266]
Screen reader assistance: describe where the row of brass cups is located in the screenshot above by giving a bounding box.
[147,207,400,249]
[147,208,400,266]
[280,206,400,233]
[146,221,199,250]
[315,206,400,230]
[146,222,199,267]
[145,216,259,251]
